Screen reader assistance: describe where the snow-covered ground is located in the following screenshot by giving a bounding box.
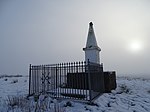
[0,75,28,100]
[0,75,150,112]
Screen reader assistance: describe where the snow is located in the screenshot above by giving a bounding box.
[0,76,28,100]
[0,75,150,112]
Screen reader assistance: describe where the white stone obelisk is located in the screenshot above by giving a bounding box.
[83,22,101,64]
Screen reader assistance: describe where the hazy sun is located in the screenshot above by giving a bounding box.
[130,42,142,51]
[128,40,143,53]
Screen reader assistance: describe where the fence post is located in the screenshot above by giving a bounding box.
[56,65,58,90]
[29,64,31,95]
[87,60,92,101]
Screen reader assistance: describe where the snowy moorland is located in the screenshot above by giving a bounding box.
[0,75,150,112]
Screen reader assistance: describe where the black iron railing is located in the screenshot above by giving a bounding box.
[29,61,105,102]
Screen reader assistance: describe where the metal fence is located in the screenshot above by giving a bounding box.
[29,61,105,102]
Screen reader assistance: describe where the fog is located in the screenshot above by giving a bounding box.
[0,0,150,77]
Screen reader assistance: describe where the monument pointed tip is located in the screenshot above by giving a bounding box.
[89,22,93,26]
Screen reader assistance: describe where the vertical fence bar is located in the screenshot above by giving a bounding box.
[84,61,88,100]
[37,66,39,94]
[79,61,81,98]
[60,63,62,97]
[59,63,61,98]
[66,63,69,98]
[50,66,52,93]
[56,64,58,98]
[76,62,79,99]
[31,66,33,94]
[47,66,49,92]
[81,61,84,97]
[72,62,75,99]
[55,64,58,97]
[68,62,70,98]
[29,64,31,95]
[41,65,44,93]
[57,64,59,98]
[45,66,47,92]
[35,66,37,94]
[42,65,45,93]
[34,66,36,94]
[33,66,35,94]
[87,60,92,101]
[70,62,72,99]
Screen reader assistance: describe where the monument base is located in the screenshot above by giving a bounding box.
[104,71,117,93]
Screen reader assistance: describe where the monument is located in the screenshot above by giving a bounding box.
[83,22,117,92]
[83,22,101,64]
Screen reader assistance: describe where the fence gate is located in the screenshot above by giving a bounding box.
[29,61,105,102]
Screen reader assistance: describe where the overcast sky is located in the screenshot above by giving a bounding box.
[0,0,150,77]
